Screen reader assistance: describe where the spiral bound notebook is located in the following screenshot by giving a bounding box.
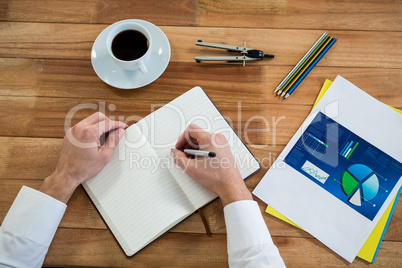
[82,86,260,256]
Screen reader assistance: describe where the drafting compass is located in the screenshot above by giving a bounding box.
[194,40,274,66]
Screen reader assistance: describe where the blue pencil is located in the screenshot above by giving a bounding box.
[284,38,337,99]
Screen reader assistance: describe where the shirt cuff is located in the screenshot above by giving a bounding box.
[224,200,273,254]
[1,186,67,247]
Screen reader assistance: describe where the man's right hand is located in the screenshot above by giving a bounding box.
[171,124,252,207]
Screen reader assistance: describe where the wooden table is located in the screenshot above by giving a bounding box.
[0,1,401,267]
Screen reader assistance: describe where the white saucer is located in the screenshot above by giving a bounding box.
[91,19,171,89]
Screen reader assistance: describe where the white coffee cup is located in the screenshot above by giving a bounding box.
[106,22,152,73]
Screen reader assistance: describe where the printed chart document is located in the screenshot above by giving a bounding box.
[265,79,402,263]
[83,86,260,256]
[253,76,402,262]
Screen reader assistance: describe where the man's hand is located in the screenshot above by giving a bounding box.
[39,112,128,204]
[171,124,252,207]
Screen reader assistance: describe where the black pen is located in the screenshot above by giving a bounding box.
[178,148,216,157]
[99,129,115,147]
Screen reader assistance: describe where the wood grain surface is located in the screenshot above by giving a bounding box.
[0,0,401,267]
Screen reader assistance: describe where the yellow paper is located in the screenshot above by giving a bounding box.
[357,193,398,261]
[313,79,333,107]
[266,79,402,263]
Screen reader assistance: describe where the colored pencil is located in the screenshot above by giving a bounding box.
[279,36,332,98]
[277,35,330,97]
[284,38,337,99]
[274,33,328,94]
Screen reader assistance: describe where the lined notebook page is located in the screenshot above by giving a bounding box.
[82,124,194,256]
[138,86,260,209]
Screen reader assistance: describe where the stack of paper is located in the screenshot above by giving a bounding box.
[253,76,402,262]
[267,79,402,262]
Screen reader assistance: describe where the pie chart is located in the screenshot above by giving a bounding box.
[341,164,379,206]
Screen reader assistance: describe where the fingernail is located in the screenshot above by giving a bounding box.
[117,128,125,138]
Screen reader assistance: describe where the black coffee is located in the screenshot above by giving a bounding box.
[111,30,149,61]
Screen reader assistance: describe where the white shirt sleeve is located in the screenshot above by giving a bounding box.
[0,186,66,268]
[224,200,286,268]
